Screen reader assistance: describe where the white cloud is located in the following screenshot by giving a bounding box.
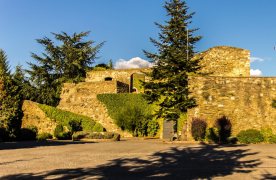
[250,69,262,76]
[114,57,153,69]
[250,57,264,63]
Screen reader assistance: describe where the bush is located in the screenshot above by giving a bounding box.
[54,124,71,140]
[37,133,53,141]
[19,126,38,141]
[191,118,207,141]
[72,131,120,141]
[260,128,274,142]
[215,116,232,143]
[92,122,105,132]
[237,129,264,144]
[205,127,219,143]
[68,120,82,133]
[268,135,276,144]
[98,94,156,137]
[147,119,159,137]
[38,104,104,132]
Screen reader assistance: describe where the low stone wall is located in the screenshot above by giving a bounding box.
[186,76,276,140]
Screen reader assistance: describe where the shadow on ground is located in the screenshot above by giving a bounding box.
[0,140,95,150]
[1,144,265,179]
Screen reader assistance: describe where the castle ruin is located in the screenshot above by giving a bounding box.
[58,46,276,139]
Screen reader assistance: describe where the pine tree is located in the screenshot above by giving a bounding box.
[0,50,23,140]
[143,0,201,123]
[27,31,104,106]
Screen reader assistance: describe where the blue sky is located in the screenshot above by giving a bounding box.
[0,0,275,76]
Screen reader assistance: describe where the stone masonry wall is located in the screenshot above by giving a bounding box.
[196,46,250,77]
[58,81,132,137]
[186,76,276,140]
[85,68,151,84]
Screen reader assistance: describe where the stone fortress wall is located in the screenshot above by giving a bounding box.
[58,45,276,139]
[185,46,276,140]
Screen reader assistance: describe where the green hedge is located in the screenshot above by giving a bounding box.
[38,104,104,132]
[97,94,158,137]
[237,129,264,144]
[272,100,276,108]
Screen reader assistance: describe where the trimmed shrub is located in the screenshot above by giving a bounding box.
[72,131,120,141]
[260,128,273,142]
[191,118,207,141]
[237,129,264,144]
[37,133,53,141]
[92,123,105,132]
[268,135,276,144]
[38,104,104,132]
[205,127,219,143]
[54,124,71,140]
[19,126,38,141]
[215,116,232,143]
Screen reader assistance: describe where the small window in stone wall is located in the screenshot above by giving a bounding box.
[104,77,113,81]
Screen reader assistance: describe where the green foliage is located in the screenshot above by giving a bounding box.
[191,118,207,141]
[177,113,187,134]
[37,133,53,141]
[147,119,159,137]
[205,127,219,143]
[19,126,38,141]
[97,94,158,137]
[92,123,105,132]
[0,49,23,140]
[72,131,120,141]
[0,128,8,142]
[260,127,274,142]
[54,124,71,140]
[268,135,276,144]
[215,116,232,143]
[38,104,104,132]
[143,0,201,123]
[237,129,264,144]
[272,100,276,108]
[27,31,104,106]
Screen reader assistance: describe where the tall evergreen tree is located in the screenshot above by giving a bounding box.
[143,0,201,123]
[27,31,104,106]
[0,50,23,140]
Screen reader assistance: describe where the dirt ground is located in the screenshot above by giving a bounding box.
[0,139,276,179]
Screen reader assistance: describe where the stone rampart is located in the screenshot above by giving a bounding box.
[186,76,276,140]
[196,46,250,77]
[85,68,150,84]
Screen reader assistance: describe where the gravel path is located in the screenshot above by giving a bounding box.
[0,139,275,179]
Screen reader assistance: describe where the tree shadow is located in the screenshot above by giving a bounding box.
[1,144,263,179]
[0,140,95,150]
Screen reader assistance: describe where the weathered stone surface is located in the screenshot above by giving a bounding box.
[22,100,56,134]
[186,76,276,140]
[58,82,132,137]
[196,46,250,77]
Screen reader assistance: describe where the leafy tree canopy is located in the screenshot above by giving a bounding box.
[143,0,201,121]
[26,31,104,106]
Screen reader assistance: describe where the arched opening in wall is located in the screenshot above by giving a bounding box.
[104,77,113,81]
[215,116,232,143]
[130,73,145,93]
